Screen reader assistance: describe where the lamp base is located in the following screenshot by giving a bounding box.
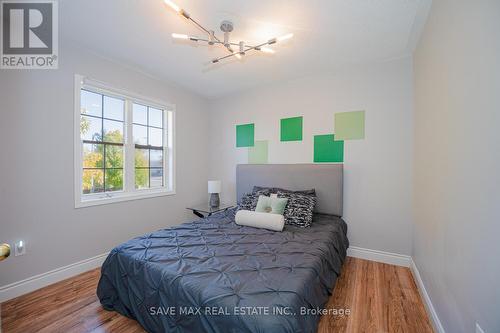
[209,193,220,208]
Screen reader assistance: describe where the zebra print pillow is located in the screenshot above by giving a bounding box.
[277,191,316,227]
[238,189,271,211]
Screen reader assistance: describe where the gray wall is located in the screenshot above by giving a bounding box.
[0,42,210,287]
[413,0,500,332]
[208,58,414,256]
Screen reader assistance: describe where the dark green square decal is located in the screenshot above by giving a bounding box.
[236,123,254,147]
[280,116,303,141]
[314,134,344,163]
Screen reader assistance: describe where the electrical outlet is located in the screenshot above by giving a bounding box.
[15,240,26,256]
[476,322,485,333]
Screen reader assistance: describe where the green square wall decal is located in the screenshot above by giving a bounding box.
[280,116,303,141]
[248,140,268,164]
[314,134,344,163]
[236,123,254,147]
[334,111,365,140]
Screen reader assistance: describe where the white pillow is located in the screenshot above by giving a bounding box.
[235,210,284,232]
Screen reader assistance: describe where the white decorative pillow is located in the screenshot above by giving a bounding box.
[235,210,285,231]
[255,195,288,215]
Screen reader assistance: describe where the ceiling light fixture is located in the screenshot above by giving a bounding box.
[164,0,293,64]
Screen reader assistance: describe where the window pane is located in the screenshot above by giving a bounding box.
[103,119,123,143]
[81,115,102,141]
[133,104,147,125]
[105,169,123,192]
[150,149,163,167]
[150,168,163,188]
[82,169,104,194]
[81,90,102,117]
[105,145,123,168]
[103,96,124,121]
[149,127,163,147]
[83,143,103,168]
[135,149,149,168]
[135,168,149,189]
[149,107,163,128]
[133,124,147,145]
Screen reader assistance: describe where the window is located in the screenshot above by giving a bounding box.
[133,104,164,189]
[74,76,175,207]
[81,91,125,194]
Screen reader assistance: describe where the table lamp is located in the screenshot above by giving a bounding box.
[208,180,221,208]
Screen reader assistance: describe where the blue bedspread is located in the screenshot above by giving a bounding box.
[97,209,348,333]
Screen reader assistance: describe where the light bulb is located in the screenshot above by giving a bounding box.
[239,41,245,55]
[234,53,242,60]
[260,47,275,54]
[164,0,180,13]
[172,33,188,40]
[277,33,294,42]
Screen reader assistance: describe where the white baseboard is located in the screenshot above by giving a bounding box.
[410,259,446,333]
[0,252,108,303]
[347,246,412,267]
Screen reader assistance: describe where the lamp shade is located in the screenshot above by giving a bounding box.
[208,180,221,194]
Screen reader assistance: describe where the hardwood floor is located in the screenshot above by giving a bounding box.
[317,257,433,333]
[1,257,433,333]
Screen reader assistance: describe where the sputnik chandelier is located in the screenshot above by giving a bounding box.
[164,0,294,64]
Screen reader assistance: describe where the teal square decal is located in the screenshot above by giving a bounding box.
[236,123,254,147]
[280,116,303,141]
[314,134,344,163]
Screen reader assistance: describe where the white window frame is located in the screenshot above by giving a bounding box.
[74,74,176,208]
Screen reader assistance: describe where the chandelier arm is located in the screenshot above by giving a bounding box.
[187,37,257,49]
[180,34,259,49]
[211,40,271,63]
[236,41,270,55]
[229,41,257,48]
[212,53,238,63]
[187,17,210,34]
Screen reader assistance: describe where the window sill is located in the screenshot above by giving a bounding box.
[75,189,176,208]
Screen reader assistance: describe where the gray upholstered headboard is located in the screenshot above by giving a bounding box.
[236,164,343,216]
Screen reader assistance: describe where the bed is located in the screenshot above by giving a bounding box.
[97,164,349,333]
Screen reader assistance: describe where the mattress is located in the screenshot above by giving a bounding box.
[97,208,349,333]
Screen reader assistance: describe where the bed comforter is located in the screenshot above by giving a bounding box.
[97,208,348,333]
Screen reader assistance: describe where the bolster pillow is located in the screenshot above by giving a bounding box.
[235,210,285,232]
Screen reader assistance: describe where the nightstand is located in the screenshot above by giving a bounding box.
[186,203,235,218]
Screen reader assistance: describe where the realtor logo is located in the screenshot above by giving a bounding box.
[1,0,58,69]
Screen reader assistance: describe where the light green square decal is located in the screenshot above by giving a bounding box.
[248,140,268,164]
[280,116,303,141]
[236,123,254,147]
[334,111,365,140]
[314,134,344,163]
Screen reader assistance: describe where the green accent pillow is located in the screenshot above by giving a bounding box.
[255,195,288,215]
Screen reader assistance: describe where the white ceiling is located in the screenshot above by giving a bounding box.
[60,0,431,98]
